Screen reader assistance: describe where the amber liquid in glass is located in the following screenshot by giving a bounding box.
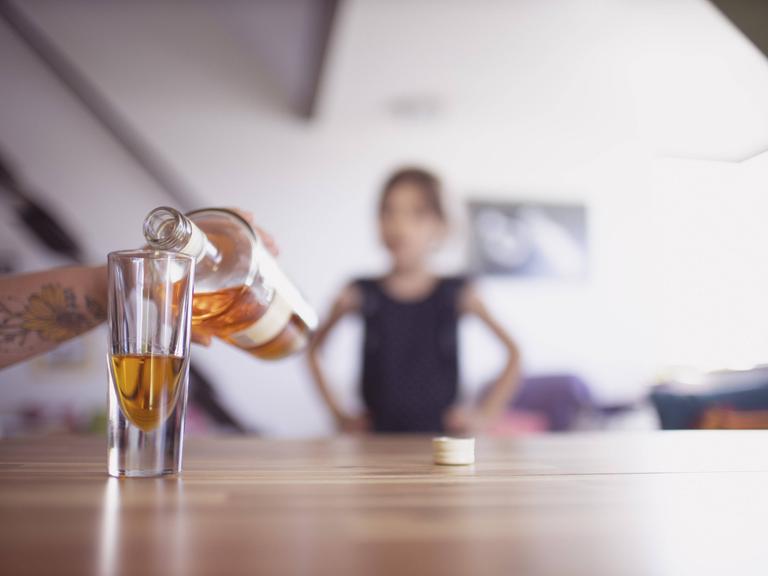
[192,286,311,360]
[110,354,185,432]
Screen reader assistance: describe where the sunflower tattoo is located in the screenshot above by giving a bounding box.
[0,284,105,350]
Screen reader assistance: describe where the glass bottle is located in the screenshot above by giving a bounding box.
[143,206,317,360]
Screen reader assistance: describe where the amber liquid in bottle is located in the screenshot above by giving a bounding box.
[192,286,310,359]
[110,354,185,432]
[144,207,317,360]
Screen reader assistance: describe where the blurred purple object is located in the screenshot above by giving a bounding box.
[511,374,595,431]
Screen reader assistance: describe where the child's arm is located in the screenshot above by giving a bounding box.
[307,283,368,433]
[448,284,521,433]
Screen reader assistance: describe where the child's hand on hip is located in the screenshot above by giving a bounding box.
[336,412,370,434]
[443,406,487,435]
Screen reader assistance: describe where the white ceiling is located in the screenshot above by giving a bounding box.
[321,0,768,161]
[12,0,768,163]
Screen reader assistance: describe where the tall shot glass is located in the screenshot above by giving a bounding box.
[107,250,195,477]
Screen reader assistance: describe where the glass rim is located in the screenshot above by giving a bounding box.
[107,249,195,262]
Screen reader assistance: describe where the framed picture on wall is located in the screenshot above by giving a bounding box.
[468,200,588,279]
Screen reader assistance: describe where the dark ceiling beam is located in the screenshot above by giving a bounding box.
[709,0,768,60]
[300,0,339,118]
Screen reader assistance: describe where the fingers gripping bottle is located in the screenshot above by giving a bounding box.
[143,207,318,359]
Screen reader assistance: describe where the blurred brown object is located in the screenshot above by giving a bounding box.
[699,406,768,429]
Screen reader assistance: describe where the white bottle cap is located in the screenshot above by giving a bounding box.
[433,437,475,466]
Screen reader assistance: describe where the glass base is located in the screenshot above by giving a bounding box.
[107,366,189,478]
[108,467,181,478]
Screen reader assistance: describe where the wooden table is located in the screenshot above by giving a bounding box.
[2,432,768,576]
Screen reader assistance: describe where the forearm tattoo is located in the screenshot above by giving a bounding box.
[0,283,106,352]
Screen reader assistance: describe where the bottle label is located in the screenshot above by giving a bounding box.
[180,221,207,263]
[227,292,293,348]
[253,241,319,331]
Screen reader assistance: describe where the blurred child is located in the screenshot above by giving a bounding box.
[308,167,520,434]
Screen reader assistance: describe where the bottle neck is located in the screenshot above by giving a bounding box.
[143,206,221,267]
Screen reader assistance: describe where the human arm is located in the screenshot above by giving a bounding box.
[307,283,368,433]
[0,265,108,369]
[444,283,521,434]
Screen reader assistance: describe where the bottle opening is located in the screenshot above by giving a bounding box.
[143,207,190,250]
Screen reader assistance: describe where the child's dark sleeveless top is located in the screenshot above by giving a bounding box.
[354,276,467,433]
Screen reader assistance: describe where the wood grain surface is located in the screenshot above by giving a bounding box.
[1,432,768,576]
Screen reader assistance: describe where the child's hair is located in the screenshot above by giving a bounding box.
[379,167,446,222]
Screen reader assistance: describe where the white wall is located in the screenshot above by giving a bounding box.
[1,0,767,436]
